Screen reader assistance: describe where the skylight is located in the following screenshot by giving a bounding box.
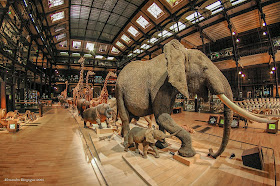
[54,24,65,32]
[141,44,150,50]
[230,0,247,6]
[59,40,67,47]
[133,49,143,54]
[147,3,164,19]
[73,41,81,49]
[95,55,103,59]
[84,54,92,57]
[60,51,68,55]
[205,1,223,15]
[51,11,64,22]
[111,46,120,54]
[186,12,204,23]
[136,16,150,29]
[170,22,186,32]
[48,0,64,8]
[158,30,172,37]
[149,37,158,44]
[99,45,108,52]
[121,34,131,44]
[127,26,139,37]
[107,57,114,60]
[86,42,95,51]
[55,33,66,41]
[72,53,80,57]
[165,0,183,7]
[116,41,125,49]
[128,53,133,57]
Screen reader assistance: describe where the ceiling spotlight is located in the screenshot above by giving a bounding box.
[239,71,242,74]
[272,67,276,71]
[232,32,236,35]
[263,22,266,26]
[270,71,274,74]
[263,32,267,35]
[236,39,240,42]
[241,74,245,77]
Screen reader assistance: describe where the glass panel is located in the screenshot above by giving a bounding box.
[165,0,183,7]
[59,40,67,47]
[205,1,223,15]
[149,37,158,44]
[60,51,68,55]
[51,11,65,22]
[107,57,114,60]
[54,24,66,32]
[48,0,64,8]
[133,49,143,54]
[158,30,172,37]
[121,34,131,44]
[86,42,95,51]
[127,26,139,37]
[95,55,103,59]
[72,53,80,57]
[73,41,81,49]
[111,46,120,54]
[116,41,125,49]
[84,54,92,57]
[230,0,247,6]
[136,16,150,29]
[55,33,66,41]
[170,22,186,32]
[147,3,164,19]
[141,44,150,49]
[185,12,204,23]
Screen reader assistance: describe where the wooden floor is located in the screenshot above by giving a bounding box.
[0,107,100,185]
[0,106,279,185]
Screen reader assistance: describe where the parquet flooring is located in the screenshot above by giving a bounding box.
[0,107,100,185]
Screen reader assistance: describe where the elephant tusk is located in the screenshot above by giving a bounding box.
[217,94,277,123]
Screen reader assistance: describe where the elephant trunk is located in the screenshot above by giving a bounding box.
[207,73,233,159]
[105,108,113,118]
[164,129,182,138]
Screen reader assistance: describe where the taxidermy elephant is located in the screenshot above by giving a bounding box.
[82,103,114,129]
[116,39,275,158]
[124,127,180,158]
[77,99,90,117]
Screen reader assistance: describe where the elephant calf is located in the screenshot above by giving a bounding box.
[82,103,113,129]
[124,127,180,158]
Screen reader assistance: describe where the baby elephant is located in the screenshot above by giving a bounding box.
[124,127,180,158]
[82,103,113,129]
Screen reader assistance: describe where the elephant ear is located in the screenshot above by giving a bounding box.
[164,39,189,98]
[145,129,156,144]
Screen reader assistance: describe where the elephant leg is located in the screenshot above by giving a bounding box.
[150,144,159,158]
[84,121,88,128]
[117,91,131,139]
[156,113,196,157]
[143,142,149,159]
[96,119,103,129]
[106,117,111,128]
[124,134,133,151]
[135,143,139,154]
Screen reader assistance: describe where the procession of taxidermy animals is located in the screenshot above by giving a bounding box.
[61,39,275,159]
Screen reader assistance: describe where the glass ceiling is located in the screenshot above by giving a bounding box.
[147,3,164,19]
[70,0,146,43]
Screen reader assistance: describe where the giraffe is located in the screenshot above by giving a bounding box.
[73,57,85,104]
[85,71,95,101]
[61,81,68,99]
[90,71,117,107]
